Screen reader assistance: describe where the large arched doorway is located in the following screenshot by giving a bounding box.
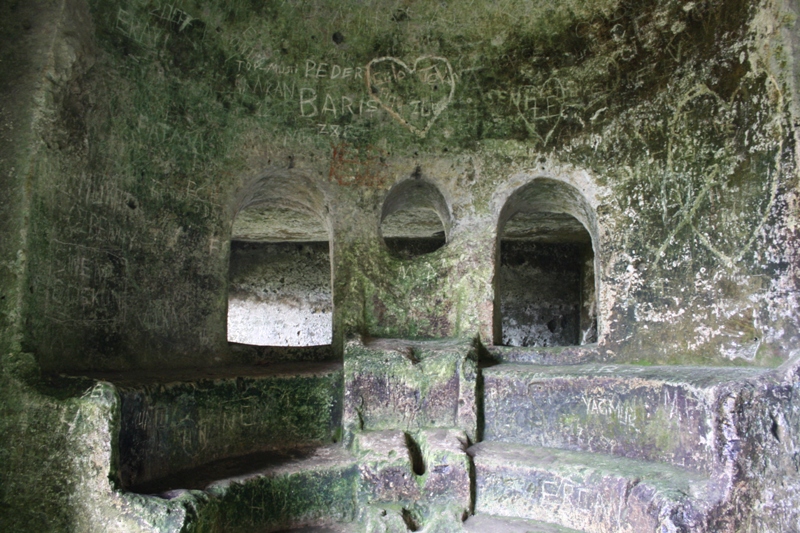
[494,178,599,347]
[227,172,332,347]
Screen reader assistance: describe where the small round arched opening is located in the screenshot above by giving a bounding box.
[227,171,332,347]
[494,178,599,347]
[380,179,451,260]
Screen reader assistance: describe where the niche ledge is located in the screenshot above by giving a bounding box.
[228,342,336,364]
[486,343,600,366]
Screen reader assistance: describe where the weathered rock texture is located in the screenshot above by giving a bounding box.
[344,338,478,441]
[1,0,800,531]
[471,441,711,532]
[114,362,343,489]
[7,0,796,370]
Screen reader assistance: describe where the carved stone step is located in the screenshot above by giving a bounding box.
[269,525,359,533]
[482,363,767,472]
[469,441,714,533]
[132,444,358,533]
[352,428,471,529]
[464,514,586,532]
[486,345,599,366]
[94,361,345,490]
[343,337,478,443]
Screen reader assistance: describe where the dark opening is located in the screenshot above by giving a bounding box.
[380,179,450,260]
[495,181,598,347]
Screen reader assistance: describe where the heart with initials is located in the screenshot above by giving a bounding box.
[366,56,455,138]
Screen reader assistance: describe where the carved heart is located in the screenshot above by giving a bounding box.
[366,56,455,138]
[515,78,570,147]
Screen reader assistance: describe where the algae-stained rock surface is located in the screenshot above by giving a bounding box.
[2,0,793,372]
[470,441,712,532]
[351,429,471,530]
[0,357,189,533]
[482,363,770,472]
[343,337,478,440]
[115,362,343,489]
[195,444,359,533]
[2,0,800,531]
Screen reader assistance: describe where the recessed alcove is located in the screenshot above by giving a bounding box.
[495,179,599,347]
[380,179,451,259]
[227,196,332,347]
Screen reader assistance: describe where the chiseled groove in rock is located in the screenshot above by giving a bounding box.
[405,432,426,476]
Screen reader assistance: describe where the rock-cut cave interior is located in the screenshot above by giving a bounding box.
[2,0,800,532]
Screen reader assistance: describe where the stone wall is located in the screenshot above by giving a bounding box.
[4,0,793,371]
[1,0,800,531]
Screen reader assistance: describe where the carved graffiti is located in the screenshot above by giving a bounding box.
[366,56,455,138]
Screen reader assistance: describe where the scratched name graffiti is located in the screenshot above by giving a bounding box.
[648,81,783,272]
[304,60,365,81]
[45,241,128,324]
[230,56,378,136]
[116,1,203,51]
[235,60,299,75]
[541,474,592,509]
[299,88,379,118]
[366,56,456,138]
[116,7,164,49]
[486,78,585,147]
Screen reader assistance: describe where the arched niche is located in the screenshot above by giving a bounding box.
[380,179,451,259]
[227,170,333,347]
[494,178,599,347]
